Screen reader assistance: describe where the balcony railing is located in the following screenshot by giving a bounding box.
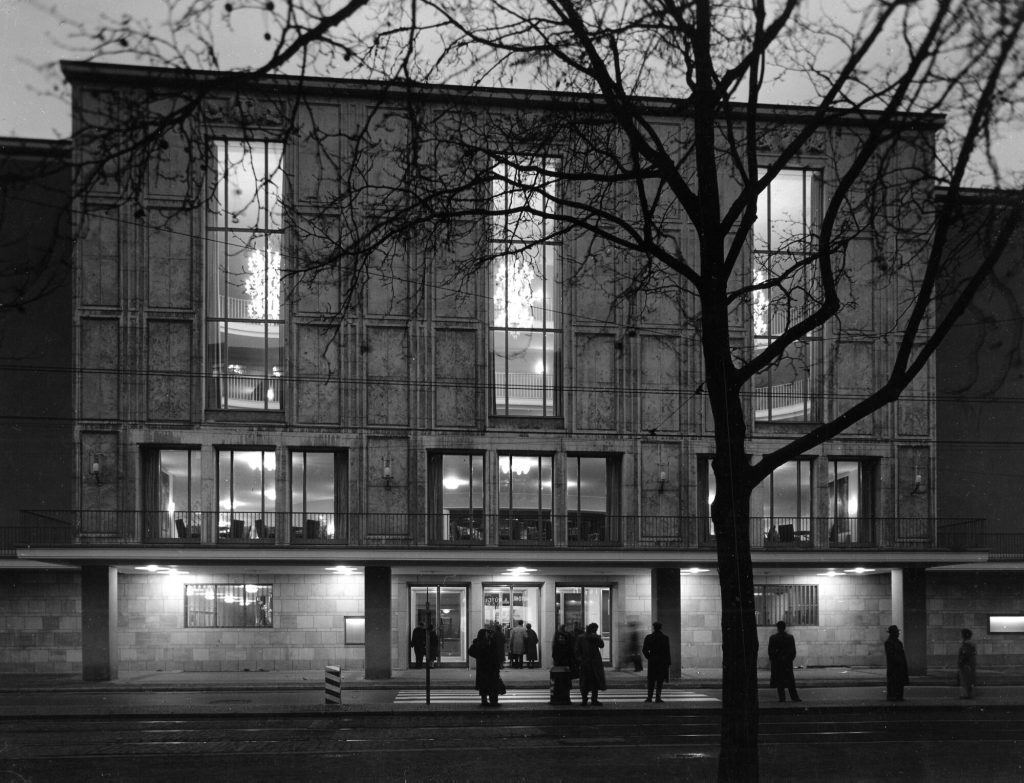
[5,510,990,556]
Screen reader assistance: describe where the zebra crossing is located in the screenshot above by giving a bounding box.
[393,688,719,704]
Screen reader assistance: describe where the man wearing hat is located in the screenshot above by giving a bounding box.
[642,621,672,703]
[885,625,910,701]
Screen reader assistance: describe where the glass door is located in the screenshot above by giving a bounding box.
[556,586,612,663]
[409,586,467,667]
[482,585,541,664]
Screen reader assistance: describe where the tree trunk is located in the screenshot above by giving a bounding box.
[713,470,759,781]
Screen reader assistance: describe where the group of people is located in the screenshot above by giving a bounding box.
[408,621,440,668]
[469,618,981,708]
[507,620,540,668]
[772,622,979,703]
[471,620,673,707]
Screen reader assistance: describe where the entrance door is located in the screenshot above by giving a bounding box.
[556,586,612,663]
[482,585,541,664]
[409,586,467,666]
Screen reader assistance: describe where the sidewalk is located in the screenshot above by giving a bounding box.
[2,665,1023,717]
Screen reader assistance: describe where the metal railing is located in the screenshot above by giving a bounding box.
[7,510,988,555]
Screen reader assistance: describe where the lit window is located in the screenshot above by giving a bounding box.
[827,459,876,546]
[567,456,619,544]
[144,448,201,541]
[430,454,484,543]
[207,139,284,411]
[490,158,560,416]
[217,449,276,540]
[497,453,552,543]
[755,584,818,626]
[185,583,273,628]
[291,451,340,542]
[752,168,821,422]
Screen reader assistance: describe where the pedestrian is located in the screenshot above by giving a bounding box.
[410,621,427,668]
[468,628,504,706]
[768,620,801,703]
[627,621,643,672]
[642,621,671,703]
[509,619,527,668]
[884,624,909,701]
[550,625,576,704]
[524,622,540,669]
[575,622,606,706]
[957,628,977,699]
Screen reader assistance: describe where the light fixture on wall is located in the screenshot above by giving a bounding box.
[910,465,925,496]
[658,469,667,494]
[90,454,102,485]
[383,456,393,489]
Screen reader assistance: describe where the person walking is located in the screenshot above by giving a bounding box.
[469,628,505,706]
[509,619,527,668]
[957,627,977,699]
[768,620,801,703]
[524,622,540,669]
[627,621,643,672]
[642,621,671,703]
[575,622,606,706]
[884,624,910,701]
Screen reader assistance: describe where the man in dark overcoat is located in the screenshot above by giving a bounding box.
[768,620,801,702]
[641,621,672,702]
[885,624,910,701]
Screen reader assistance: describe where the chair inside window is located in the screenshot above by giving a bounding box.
[175,517,188,539]
[230,518,246,539]
[255,518,272,539]
[778,524,795,543]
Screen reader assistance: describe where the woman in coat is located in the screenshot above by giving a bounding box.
[957,628,977,699]
[468,628,504,706]
[524,622,540,669]
[575,622,607,706]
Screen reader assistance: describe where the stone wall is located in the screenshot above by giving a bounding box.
[117,571,365,672]
[927,571,1024,670]
[0,569,81,674]
[680,573,893,669]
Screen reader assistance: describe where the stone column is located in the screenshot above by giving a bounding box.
[364,565,392,679]
[890,567,928,675]
[81,565,117,681]
[652,567,682,678]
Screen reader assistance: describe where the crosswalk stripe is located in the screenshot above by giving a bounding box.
[394,689,719,704]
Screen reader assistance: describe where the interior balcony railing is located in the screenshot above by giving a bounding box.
[8,511,987,555]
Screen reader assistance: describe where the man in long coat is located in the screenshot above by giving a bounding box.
[575,623,606,706]
[885,624,910,701]
[768,620,801,702]
[641,621,671,702]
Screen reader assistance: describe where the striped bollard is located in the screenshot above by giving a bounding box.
[325,665,341,705]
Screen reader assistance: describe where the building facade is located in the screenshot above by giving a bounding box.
[1,61,1007,680]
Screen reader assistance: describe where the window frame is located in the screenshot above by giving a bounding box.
[428,452,486,544]
[566,454,621,545]
[751,167,823,424]
[290,449,344,542]
[205,138,286,413]
[754,583,819,627]
[489,156,562,418]
[496,452,554,544]
[184,583,274,628]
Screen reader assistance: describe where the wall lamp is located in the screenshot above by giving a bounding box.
[90,454,102,485]
[910,465,925,496]
[383,457,393,489]
[658,470,667,494]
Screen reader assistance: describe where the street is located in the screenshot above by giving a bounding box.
[2,707,1023,782]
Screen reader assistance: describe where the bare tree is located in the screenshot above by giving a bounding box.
[42,1,1024,780]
